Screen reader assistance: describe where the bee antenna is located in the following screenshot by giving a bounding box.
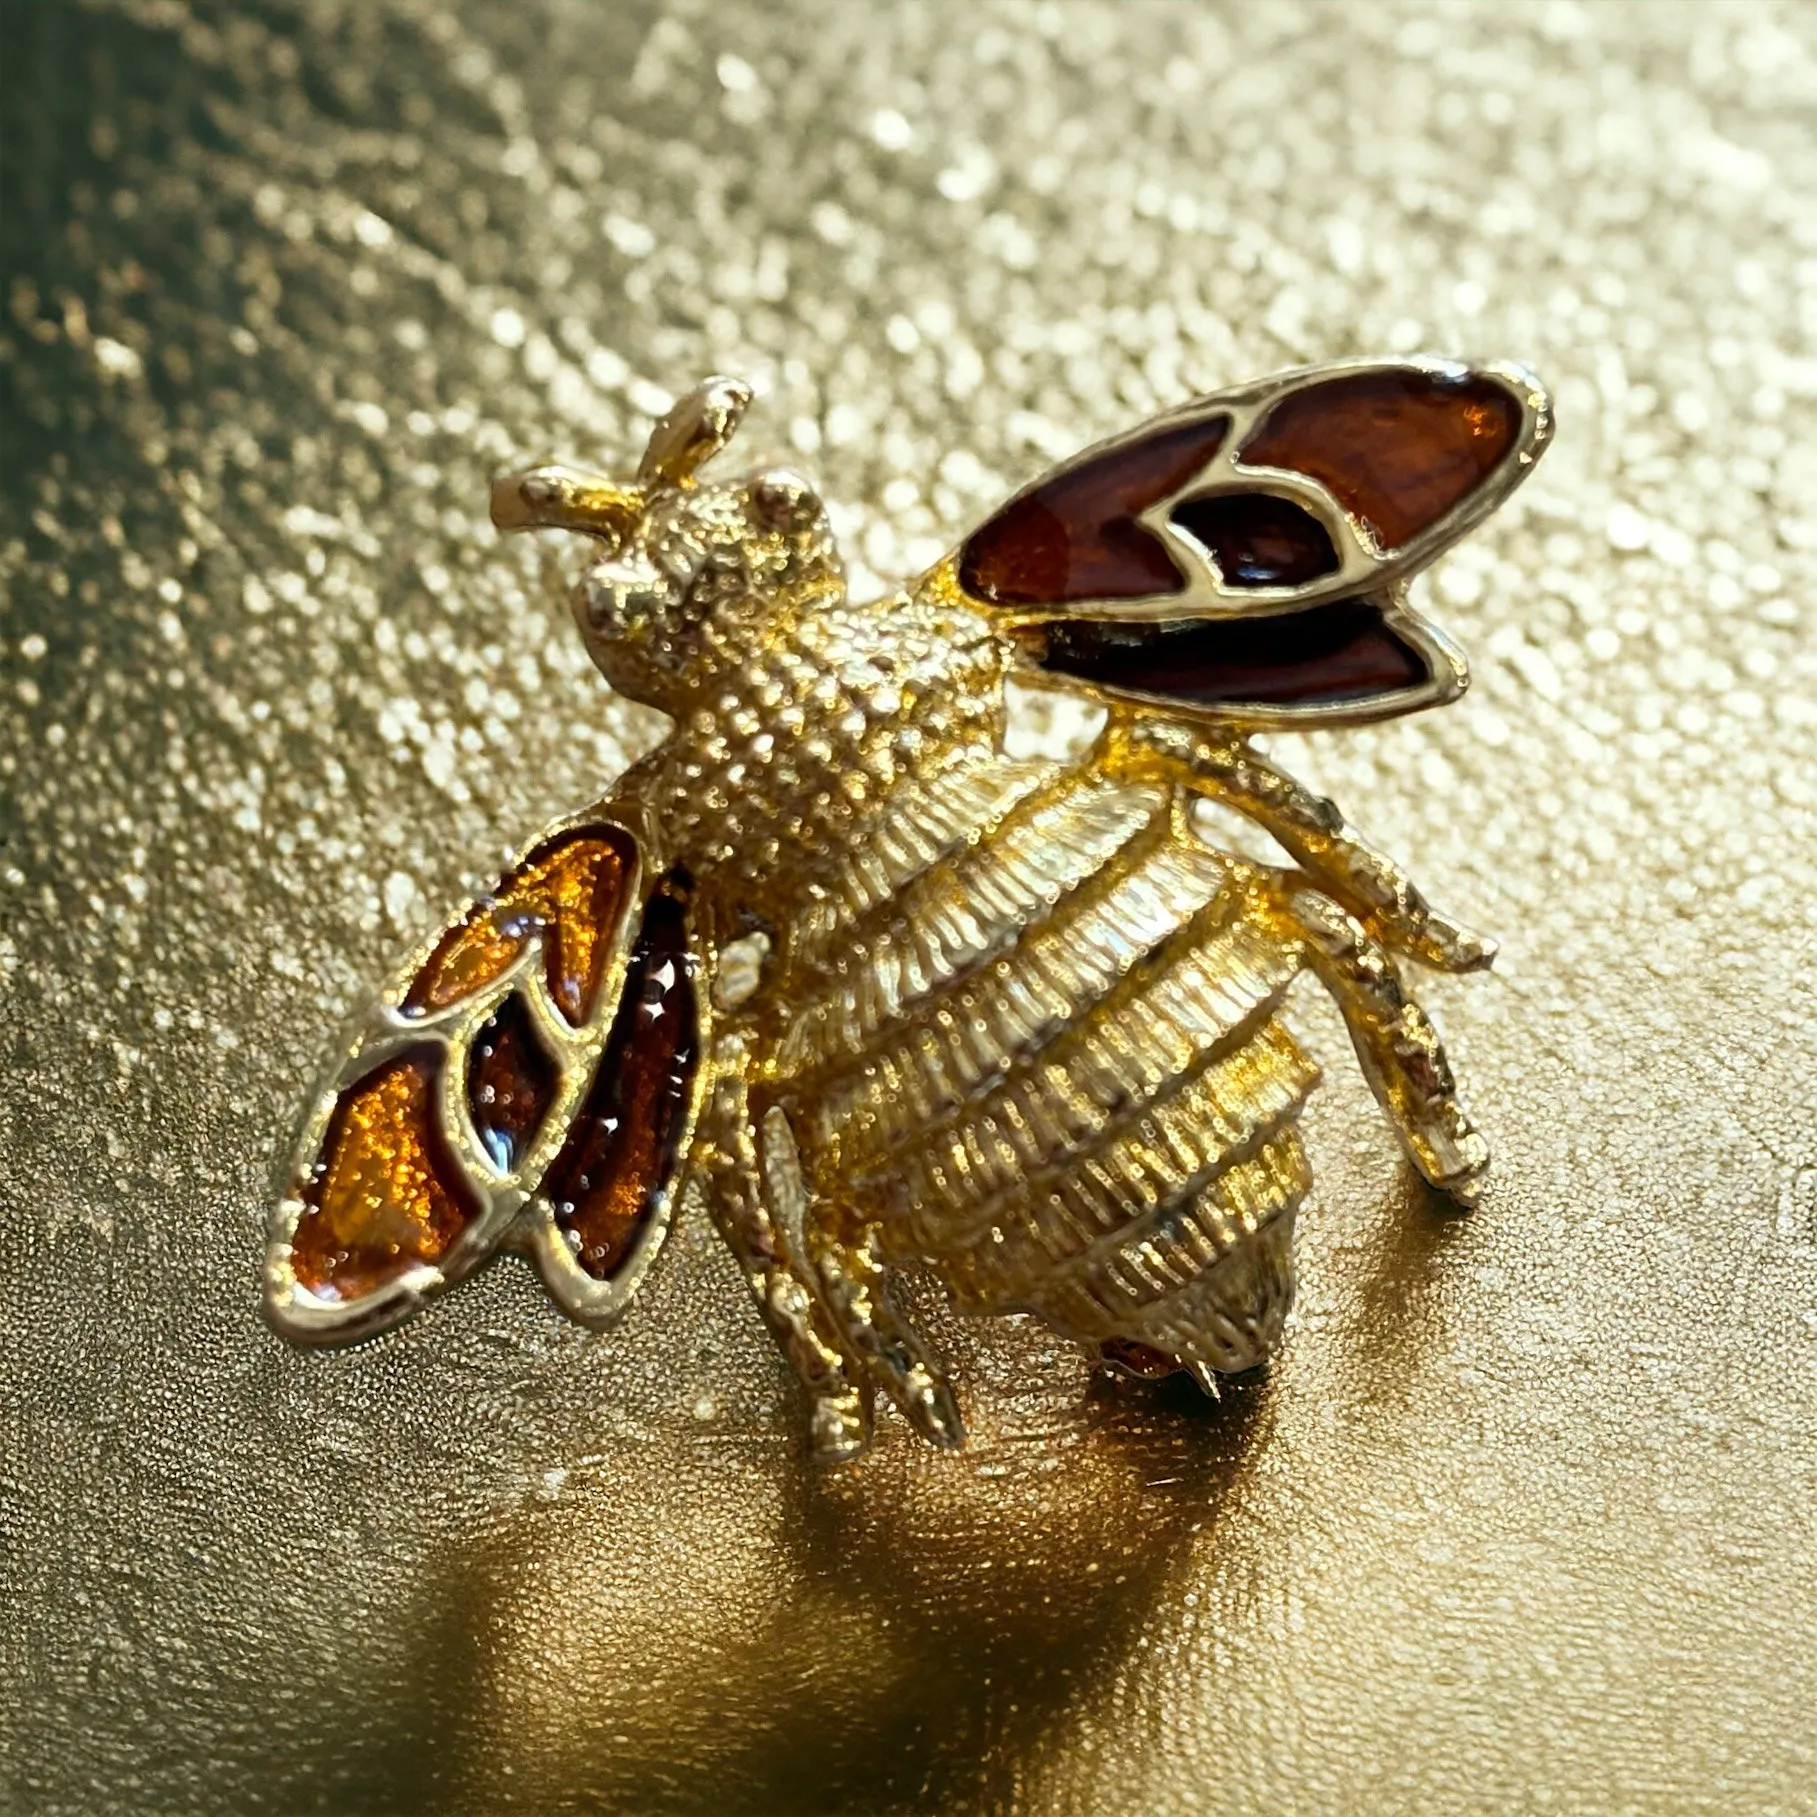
[638,375,754,489]
[489,465,644,545]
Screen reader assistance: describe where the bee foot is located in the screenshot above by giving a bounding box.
[809,1386,874,1463]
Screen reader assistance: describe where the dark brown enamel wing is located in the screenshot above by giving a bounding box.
[958,412,1229,608]
[269,819,705,1340]
[951,361,1544,625]
[1024,595,1441,717]
[951,359,1547,719]
[542,875,701,1283]
[1237,365,1526,552]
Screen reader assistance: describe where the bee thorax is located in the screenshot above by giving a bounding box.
[643,589,1009,916]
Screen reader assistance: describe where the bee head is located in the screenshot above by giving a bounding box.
[491,378,843,710]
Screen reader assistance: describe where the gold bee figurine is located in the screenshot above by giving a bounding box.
[265,359,1552,1458]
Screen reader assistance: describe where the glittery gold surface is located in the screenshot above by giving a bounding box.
[3,3,1815,1812]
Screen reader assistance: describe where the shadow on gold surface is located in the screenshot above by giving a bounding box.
[230,1163,1460,1816]
[322,1372,1271,1816]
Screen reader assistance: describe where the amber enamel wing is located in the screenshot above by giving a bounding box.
[266,808,703,1345]
[266,357,1551,1457]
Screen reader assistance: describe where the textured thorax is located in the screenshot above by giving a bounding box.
[637,582,1010,923]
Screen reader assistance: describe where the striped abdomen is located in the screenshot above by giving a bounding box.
[770,751,1321,1375]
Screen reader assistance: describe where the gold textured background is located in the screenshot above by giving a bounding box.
[3,3,1814,1812]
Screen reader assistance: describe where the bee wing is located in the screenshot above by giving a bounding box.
[950,358,1552,620]
[936,357,1551,726]
[264,809,706,1345]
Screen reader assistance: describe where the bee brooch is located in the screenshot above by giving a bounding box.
[265,358,1552,1458]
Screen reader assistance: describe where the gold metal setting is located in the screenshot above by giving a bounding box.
[266,362,1551,1460]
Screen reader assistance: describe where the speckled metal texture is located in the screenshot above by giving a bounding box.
[2,3,1814,1814]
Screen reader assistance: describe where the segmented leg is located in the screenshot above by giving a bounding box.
[1276,887,1490,1200]
[1108,717,1496,974]
[760,1108,966,1450]
[697,1040,874,1459]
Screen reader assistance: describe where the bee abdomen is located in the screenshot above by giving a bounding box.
[907,1013,1318,1280]
[778,771,1167,1077]
[787,753,1054,965]
[783,755,1321,1377]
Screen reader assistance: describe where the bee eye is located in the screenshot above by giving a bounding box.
[751,468,819,531]
[581,560,667,632]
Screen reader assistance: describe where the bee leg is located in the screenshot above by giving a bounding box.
[761,1108,966,1451]
[699,1065,874,1460]
[1277,886,1491,1202]
[806,1220,967,1451]
[1111,719,1496,974]
[706,1183,878,1462]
